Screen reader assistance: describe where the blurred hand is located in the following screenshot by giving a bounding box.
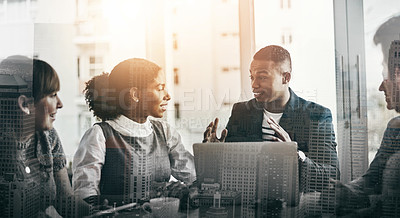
[329,179,371,216]
[203,118,228,143]
[267,117,291,142]
[141,202,152,214]
[329,178,350,215]
[96,199,113,211]
[150,181,168,198]
[165,181,199,210]
[150,181,194,201]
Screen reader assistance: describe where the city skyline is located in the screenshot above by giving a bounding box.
[1,0,398,164]
[1,0,400,217]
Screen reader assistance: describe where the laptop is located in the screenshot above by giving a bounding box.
[193,142,299,207]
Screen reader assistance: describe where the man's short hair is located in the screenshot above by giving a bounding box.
[373,15,400,66]
[253,45,292,72]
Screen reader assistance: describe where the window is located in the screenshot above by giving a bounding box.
[174,102,180,119]
[77,57,80,78]
[174,67,179,84]
[173,33,178,50]
[280,0,291,9]
[255,0,336,120]
[281,32,293,45]
[89,56,102,64]
[89,55,104,77]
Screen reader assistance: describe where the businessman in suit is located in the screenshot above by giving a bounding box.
[204,45,339,194]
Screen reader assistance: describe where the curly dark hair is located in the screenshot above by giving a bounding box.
[84,58,162,120]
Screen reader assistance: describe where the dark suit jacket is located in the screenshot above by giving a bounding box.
[348,116,400,194]
[226,88,340,192]
[338,117,400,215]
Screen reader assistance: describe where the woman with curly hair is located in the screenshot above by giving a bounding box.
[72,58,196,208]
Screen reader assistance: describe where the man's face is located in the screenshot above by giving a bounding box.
[249,59,289,103]
[379,67,400,112]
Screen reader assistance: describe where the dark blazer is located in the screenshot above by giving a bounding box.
[349,116,400,194]
[226,88,340,192]
[335,117,400,215]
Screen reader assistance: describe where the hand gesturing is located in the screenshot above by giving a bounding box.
[266,117,292,142]
[203,118,228,143]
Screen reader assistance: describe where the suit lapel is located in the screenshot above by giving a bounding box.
[246,99,264,138]
[279,88,299,141]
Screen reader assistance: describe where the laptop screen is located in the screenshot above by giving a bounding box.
[193,141,299,208]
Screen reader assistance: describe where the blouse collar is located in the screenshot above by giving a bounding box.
[106,115,153,137]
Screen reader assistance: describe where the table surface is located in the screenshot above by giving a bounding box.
[96,192,336,218]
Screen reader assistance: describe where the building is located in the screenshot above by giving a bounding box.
[302,121,338,216]
[257,145,299,217]
[197,190,241,218]
[97,147,153,205]
[194,142,300,217]
[220,145,258,205]
[0,74,40,218]
[74,0,110,144]
[197,189,241,207]
[168,0,241,149]
[389,40,400,78]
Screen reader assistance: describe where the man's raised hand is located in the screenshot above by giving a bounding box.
[203,118,228,143]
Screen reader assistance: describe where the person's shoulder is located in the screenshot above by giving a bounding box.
[306,100,331,113]
[78,123,105,149]
[292,92,330,111]
[294,95,332,119]
[232,99,258,112]
[82,122,104,137]
[233,100,248,107]
[387,116,400,129]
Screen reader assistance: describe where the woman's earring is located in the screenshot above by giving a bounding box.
[18,95,31,115]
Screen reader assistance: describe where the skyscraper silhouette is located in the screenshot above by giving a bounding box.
[0,74,40,218]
